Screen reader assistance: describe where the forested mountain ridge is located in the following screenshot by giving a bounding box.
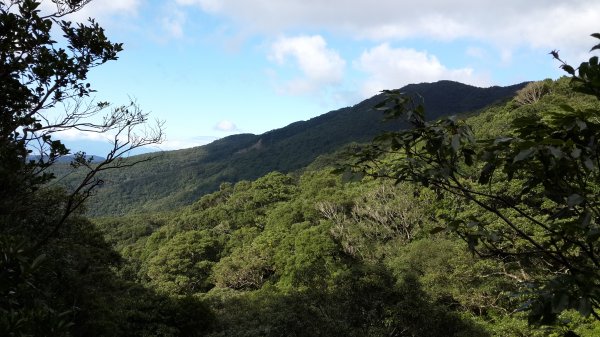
[94,77,600,336]
[5,2,598,335]
[71,80,527,216]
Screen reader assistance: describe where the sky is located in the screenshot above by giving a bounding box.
[42,0,600,154]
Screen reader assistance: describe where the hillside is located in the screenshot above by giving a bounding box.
[66,80,527,216]
[93,78,600,337]
[7,2,600,335]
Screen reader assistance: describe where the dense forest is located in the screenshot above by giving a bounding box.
[2,1,600,336]
[89,77,600,337]
[53,80,526,217]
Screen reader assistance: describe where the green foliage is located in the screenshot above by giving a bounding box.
[0,239,73,336]
[8,6,594,334]
[203,266,489,337]
[147,230,220,294]
[0,1,206,335]
[388,238,515,315]
[54,81,525,217]
[1,215,214,337]
[349,35,600,326]
[99,163,556,336]
[212,243,272,290]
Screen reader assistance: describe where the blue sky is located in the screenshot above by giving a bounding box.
[45,0,600,154]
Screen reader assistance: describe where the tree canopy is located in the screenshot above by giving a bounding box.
[0,1,217,335]
[3,1,599,336]
[348,34,600,325]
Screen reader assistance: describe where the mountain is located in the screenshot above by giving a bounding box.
[64,80,527,216]
[29,154,106,164]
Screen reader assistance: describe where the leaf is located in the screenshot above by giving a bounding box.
[429,227,446,234]
[513,148,535,163]
[559,104,575,112]
[446,220,461,231]
[575,119,587,130]
[567,193,585,207]
[560,64,576,75]
[586,227,600,243]
[466,221,479,228]
[478,162,496,184]
[463,151,473,166]
[31,254,46,270]
[494,137,513,144]
[466,235,478,251]
[551,293,569,313]
[583,157,594,170]
[580,211,592,228]
[547,146,562,158]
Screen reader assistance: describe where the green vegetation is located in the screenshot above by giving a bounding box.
[2,0,599,336]
[348,38,600,332]
[92,75,600,335]
[96,113,600,335]
[0,1,207,335]
[56,80,525,217]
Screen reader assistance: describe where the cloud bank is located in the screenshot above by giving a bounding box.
[175,0,600,52]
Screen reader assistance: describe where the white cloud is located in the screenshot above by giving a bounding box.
[465,47,487,60]
[355,44,487,97]
[162,8,187,38]
[176,0,222,12]
[268,35,345,94]
[214,120,240,132]
[175,0,600,57]
[55,128,113,142]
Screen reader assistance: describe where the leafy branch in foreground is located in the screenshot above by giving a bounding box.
[1,1,165,333]
[347,34,600,325]
[1,0,164,248]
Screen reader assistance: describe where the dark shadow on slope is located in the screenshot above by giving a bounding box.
[204,266,490,337]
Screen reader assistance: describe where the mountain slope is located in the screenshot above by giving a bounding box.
[70,80,527,216]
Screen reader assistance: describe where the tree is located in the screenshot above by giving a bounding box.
[146,230,220,295]
[1,0,164,334]
[514,80,551,106]
[347,34,600,325]
[1,0,164,248]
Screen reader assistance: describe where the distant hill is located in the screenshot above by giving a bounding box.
[29,154,106,164]
[60,80,527,216]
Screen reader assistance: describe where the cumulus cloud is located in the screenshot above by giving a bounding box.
[175,0,600,56]
[355,44,487,97]
[214,120,240,132]
[268,35,345,94]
